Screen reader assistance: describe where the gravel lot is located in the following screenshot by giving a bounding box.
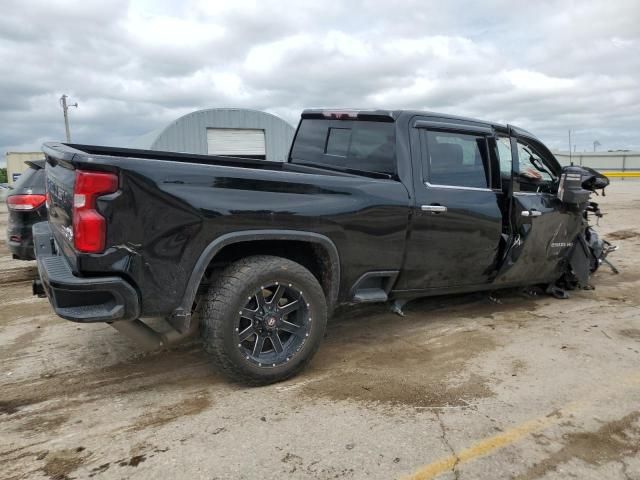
[1,182,639,480]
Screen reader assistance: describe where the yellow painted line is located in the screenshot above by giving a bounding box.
[403,404,580,480]
[601,171,640,178]
[404,371,640,480]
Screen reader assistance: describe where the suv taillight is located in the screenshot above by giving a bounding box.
[73,170,118,253]
[7,194,46,211]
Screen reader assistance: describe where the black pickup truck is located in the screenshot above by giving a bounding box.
[34,109,612,384]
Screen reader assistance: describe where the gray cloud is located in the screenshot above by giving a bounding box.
[1,0,639,166]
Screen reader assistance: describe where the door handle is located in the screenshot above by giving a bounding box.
[521,209,542,217]
[421,204,447,213]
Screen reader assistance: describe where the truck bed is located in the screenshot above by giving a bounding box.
[44,143,393,180]
[49,142,286,170]
[40,141,412,321]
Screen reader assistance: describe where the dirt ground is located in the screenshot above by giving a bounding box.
[1,182,639,480]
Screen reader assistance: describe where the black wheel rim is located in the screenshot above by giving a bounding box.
[236,282,311,367]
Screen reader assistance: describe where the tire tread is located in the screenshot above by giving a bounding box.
[200,255,326,385]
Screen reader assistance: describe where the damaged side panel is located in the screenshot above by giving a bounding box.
[568,234,592,287]
[494,192,584,286]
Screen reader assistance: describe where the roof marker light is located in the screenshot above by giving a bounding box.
[321,111,358,120]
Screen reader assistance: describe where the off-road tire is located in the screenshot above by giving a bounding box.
[200,255,327,385]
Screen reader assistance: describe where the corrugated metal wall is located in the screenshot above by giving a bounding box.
[150,108,295,162]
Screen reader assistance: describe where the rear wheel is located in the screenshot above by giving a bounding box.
[200,255,327,385]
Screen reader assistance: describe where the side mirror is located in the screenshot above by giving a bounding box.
[557,166,609,205]
[579,166,609,191]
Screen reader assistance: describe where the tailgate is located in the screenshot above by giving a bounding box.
[43,149,77,264]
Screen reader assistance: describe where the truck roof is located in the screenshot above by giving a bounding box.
[301,108,538,139]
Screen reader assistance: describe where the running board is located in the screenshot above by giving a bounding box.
[350,271,399,304]
[353,288,389,303]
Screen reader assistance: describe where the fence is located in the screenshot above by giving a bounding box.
[553,151,640,178]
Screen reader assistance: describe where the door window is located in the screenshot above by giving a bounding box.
[515,140,556,192]
[423,130,490,189]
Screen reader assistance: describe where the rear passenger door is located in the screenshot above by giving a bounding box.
[399,119,503,290]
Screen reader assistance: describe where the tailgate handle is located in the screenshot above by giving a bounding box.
[421,204,447,214]
[521,209,542,217]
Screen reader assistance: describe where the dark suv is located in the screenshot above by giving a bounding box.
[6,160,47,260]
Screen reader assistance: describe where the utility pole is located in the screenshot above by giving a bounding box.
[59,94,78,142]
[593,140,601,152]
[568,129,572,165]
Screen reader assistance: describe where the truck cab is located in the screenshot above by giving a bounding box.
[292,110,579,297]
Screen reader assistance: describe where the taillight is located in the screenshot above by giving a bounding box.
[7,194,46,211]
[72,170,118,253]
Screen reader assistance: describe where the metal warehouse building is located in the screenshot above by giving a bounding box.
[137,108,296,161]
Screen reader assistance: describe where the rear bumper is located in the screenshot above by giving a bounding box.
[8,241,35,260]
[7,205,47,260]
[7,223,35,260]
[33,222,140,323]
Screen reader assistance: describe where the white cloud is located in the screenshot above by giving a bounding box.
[244,34,311,73]
[124,13,225,49]
[505,70,575,92]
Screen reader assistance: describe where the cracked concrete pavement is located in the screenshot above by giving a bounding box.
[1,182,639,480]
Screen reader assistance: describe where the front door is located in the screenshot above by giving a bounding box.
[398,119,503,290]
[494,133,584,285]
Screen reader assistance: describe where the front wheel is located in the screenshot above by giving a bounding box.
[200,255,327,385]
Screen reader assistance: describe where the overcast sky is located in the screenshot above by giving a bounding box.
[1,0,639,166]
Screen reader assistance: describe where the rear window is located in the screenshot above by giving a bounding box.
[290,119,396,176]
[12,165,44,192]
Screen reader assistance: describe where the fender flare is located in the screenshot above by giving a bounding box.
[169,230,341,332]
